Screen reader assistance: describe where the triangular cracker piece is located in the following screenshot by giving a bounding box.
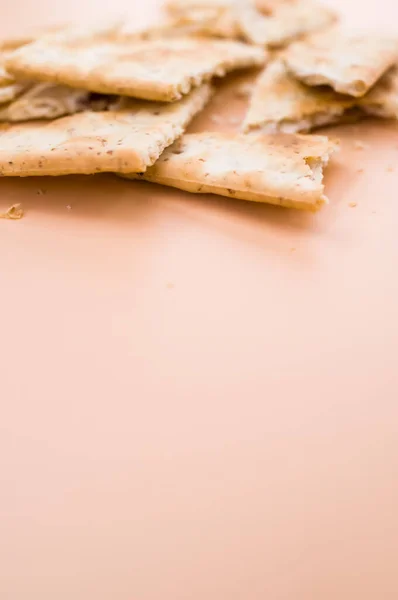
[165,0,336,47]
[5,24,265,102]
[243,59,356,133]
[125,131,337,211]
[0,82,91,122]
[0,83,212,177]
[285,29,398,97]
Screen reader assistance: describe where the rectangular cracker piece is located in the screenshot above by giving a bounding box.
[285,30,398,97]
[0,82,91,122]
[5,26,266,102]
[242,59,356,133]
[0,83,212,177]
[127,131,337,211]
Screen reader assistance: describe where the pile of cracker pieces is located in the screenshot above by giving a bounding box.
[0,0,397,214]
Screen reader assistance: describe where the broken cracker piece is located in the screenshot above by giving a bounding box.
[0,82,90,122]
[285,29,398,97]
[123,131,337,211]
[239,0,337,48]
[165,0,336,47]
[5,24,265,102]
[243,59,398,133]
[0,52,30,105]
[358,66,398,119]
[0,83,212,177]
[243,59,356,133]
[164,0,243,40]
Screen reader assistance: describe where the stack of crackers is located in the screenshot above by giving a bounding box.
[0,0,397,212]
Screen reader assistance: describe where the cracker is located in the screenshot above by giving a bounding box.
[0,83,90,122]
[243,59,398,132]
[164,0,243,39]
[358,66,398,118]
[0,83,212,177]
[165,0,337,47]
[239,0,337,48]
[285,29,398,97]
[0,81,28,105]
[125,131,337,211]
[0,53,30,105]
[243,59,355,133]
[5,25,265,102]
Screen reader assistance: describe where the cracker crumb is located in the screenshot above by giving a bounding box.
[354,140,369,150]
[290,247,296,253]
[166,282,174,289]
[36,188,46,195]
[349,202,357,208]
[66,205,72,210]
[357,168,364,173]
[387,166,394,172]
[0,203,24,220]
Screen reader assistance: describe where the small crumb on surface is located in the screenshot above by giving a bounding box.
[166,282,174,289]
[357,168,364,173]
[354,140,369,150]
[36,188,46,195]
[290,247,296,253]
[66,205,72,210]
[387,166,394,172]
[349,202,357,208]
[0,203,24,220]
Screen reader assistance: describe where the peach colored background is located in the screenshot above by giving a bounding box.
[1,1,398,599]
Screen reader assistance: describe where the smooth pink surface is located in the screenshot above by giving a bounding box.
[1,2,398,599]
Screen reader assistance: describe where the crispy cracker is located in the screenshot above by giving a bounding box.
[243,59,356,133]
[285,30,398,97]
[0,53,30,105]
[239,0,336,47]
[5,25,265,102]
[0,83,90,122]
[165,0,336,47]
[358,66,398,118]
[164,0,244,39]
[0,83,212,177]
[124,131,337,211]
[243,59,398,132]
[0,81,29,105]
